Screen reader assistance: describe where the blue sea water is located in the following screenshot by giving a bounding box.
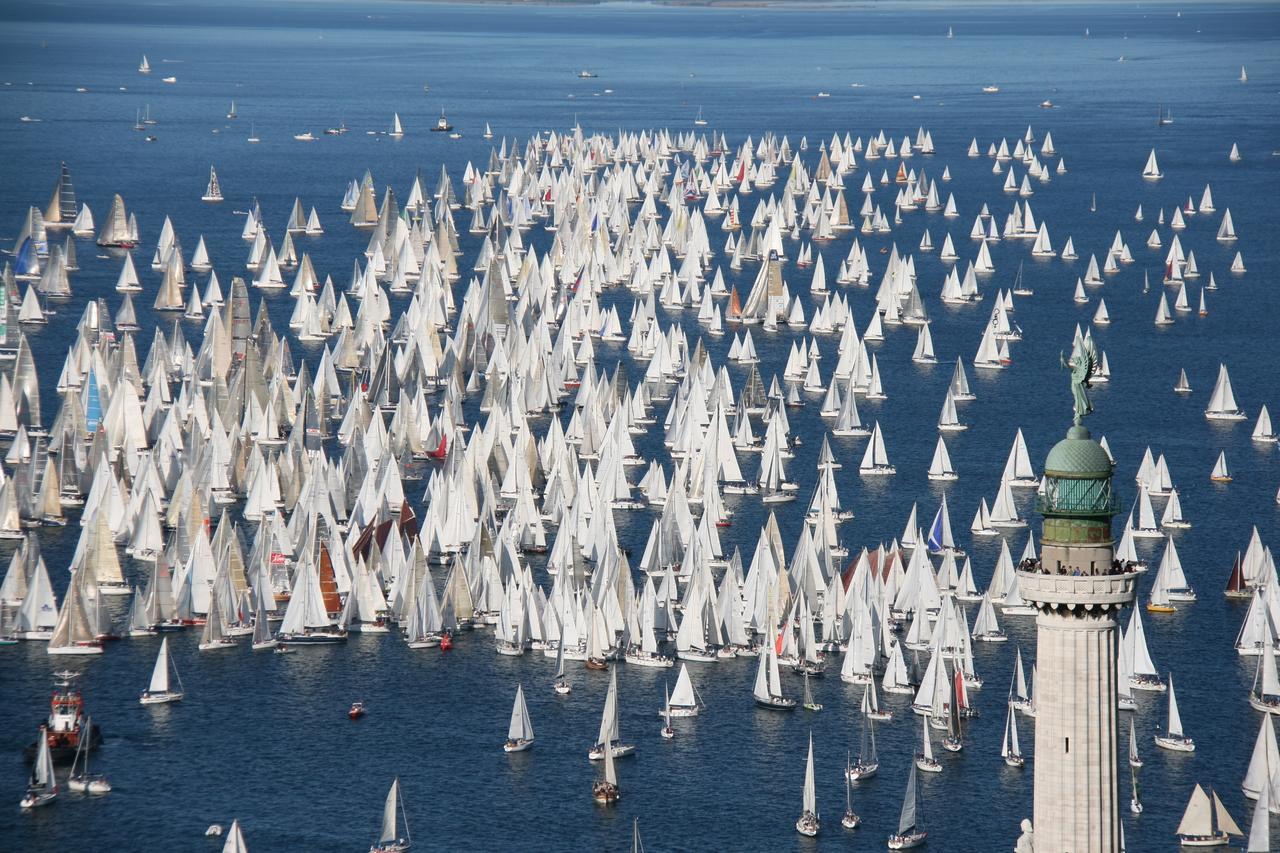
[1,1,1279,850]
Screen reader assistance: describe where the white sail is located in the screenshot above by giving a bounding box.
[148,637,173,693]
[1166,675,1186,738]
[218,820,247,853]
[1002,699,1020,758]
[1142,148,1162,179]
[378,779,406,845]
[1206,363,1243,419]
[507,684,534,742]
[898,762,920,834]
[1177,785,1213,837]
[801,733,818,817]
[670,663,697,709]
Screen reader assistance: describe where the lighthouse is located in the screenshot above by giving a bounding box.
[1016,420,1137,853]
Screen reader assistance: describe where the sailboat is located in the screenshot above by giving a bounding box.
[927,436,957,482]
[276,544,347,644]
[553,628,571,694]
[795,733,820,837]
[841,753,861,828]
[483,122,493,139]
[247,122,260,144]
[67,715,111,794]
[503,684,535,752]
[221,820,249,853]
[802,670,823,712]
[694,107,708,127]
[1002,699,1024,767]
[1205,364,1246,420]
[1245,763,1271,852]
[369,778,411,853]
[1142,148,1163,180]
[1176,784,1243,847]
[20,729,57,808]
[1154,674,1195,751]
[588,669,635,760]
[915,713,942,772]
[47,568,102,655]
[592,733,620,804]
[942,671,964,752]
[138,55,151,74]
[1011,260,1033,296]
[226,100,236,119]
[203,166,223,203]
[660,683,675,739]
[1157,104,1174,126]
[389,113,404,138]
[1248,638,1280,712]
[1210,451,1232,483]
[887,762,927,849]
[199,599,237,650]
[859,422,895,475]
[666,663,701,716]
[140,636,184,704]
[753,638,796,709]
[1240,65,1248,82]
[431,109,452,132]
[847,700,879,779]
[251,599,278,651]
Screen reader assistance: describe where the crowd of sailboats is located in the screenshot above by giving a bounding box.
[1,102,1271,846]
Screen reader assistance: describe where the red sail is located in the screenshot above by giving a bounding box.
[1225,551,1247,596]
[318,544,342,616]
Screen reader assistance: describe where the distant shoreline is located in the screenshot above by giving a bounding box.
[380,0,1268,6]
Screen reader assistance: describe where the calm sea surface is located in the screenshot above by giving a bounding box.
[1,2,1279,850]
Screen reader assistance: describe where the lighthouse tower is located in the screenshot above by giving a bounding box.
[1017,423,1137,853]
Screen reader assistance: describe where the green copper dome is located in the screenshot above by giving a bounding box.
[1043,425,1113,479]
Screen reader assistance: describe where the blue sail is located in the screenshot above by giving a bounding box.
[14,237,37,278]
[926,506,945,552]
[84,368,102,434]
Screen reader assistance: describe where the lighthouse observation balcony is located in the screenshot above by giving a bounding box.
[1017,564,1137,612]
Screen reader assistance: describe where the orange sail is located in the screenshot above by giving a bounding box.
[318,544,342,616]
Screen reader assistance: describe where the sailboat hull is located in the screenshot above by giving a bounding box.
[1248,694,1280,713]
[276,631,347,644]
[914,757,942,773]
[1154,735,1195,752]
[795,813,820,836]
[48,643,103,656]
[591,782,620,804]
[1178,835,1233,847]
[369,841,411,853]
[887,830,928,849]
[19,790,56,809]
[623,651,674,668]
[588,743,635,761]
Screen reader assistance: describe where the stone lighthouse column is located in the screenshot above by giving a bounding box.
[1016,424,1137,853]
